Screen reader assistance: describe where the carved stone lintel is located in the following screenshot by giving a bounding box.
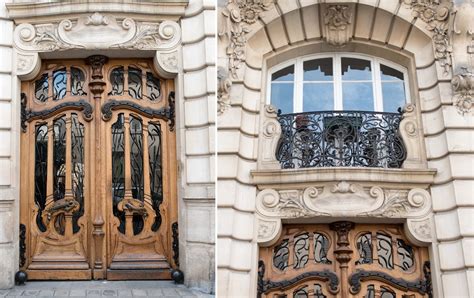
[451,68,473,114]
[323,4,353,47]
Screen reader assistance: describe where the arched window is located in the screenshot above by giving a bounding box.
[268,54,410,114]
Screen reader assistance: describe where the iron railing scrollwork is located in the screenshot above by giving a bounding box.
[276,110,406,169]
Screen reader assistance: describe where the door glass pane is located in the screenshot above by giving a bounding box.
[145,72,161,101]
[71,67,87,96]
[271,83,294,114]
[34,124,48,232]
[148,122,163,232]
[129,116,144,235]
[35,74,49,102]
[71,114,85,234]
[112,114,125,234]
[342,82,374,110]
[53,68,67,101]
[382,82,406,112]
[303,58,333,81]
[128,67,143,99]
[303,83,334,111]
[53,116,66,201]
[109,67,124,96]
[293,233,309,269]
[341,58,372,80]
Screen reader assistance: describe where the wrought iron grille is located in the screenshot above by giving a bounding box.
[276,110,406,169]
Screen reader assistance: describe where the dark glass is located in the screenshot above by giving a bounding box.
[314,233,332,264]
[148,122,163,232]
[341,58,372,80]
[34,124,48,232]
[271,83,293,114]
[109,67,124,96]
[293,286,308,298]
[112,114,125,233]
[71,67,87,96]
[294,233,309,269]
[53,116,66,202]
[396,239,414,271]
[35,73,49,102]
[130,116,144,235]
[365,285,375,298]
[273,239,289,271]
[303,58,333,81]
[272,65,294,82]
[53,68,67,101]
[377,233,394,269]
[356,232,373,265]
[145,72,161,101]
[380,287,396,298]
[314,284,326,298]
[128,67,143,99]
[380,64,404,81]
[71,114,85,233]
[382,82,406,112]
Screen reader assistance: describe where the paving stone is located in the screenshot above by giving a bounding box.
[102,289,117,296]
[145,289,162,296]
[117,289,132,297]
[38,290,55,296]
[54,290,70,296]
[162,288,179,296]
[131,289,147,296]
[0,290,8,296]
[21,290,40,296]
[6,291,23,296]
[69,289,86,296]
[86,289,101,297]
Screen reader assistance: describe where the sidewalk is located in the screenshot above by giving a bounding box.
[0,281,214,297]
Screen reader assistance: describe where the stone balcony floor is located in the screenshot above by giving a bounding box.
[0,281,214,297]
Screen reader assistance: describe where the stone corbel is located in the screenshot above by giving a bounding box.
[400,104,426,169]
[15,51,41,81]
[257,105,282,170]
[451,68,473,114]
[255,183,433,246]
[154,49,179,79]
[322,4,354,47]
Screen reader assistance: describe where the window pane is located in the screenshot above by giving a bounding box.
[271,83,293,114]
[303,83,334,111]
[380,64,404,81]
[341,58,372,81]
[342,82,374,110]
[382,82,406,112]
[271,65,294,82]
[303,58,333,81]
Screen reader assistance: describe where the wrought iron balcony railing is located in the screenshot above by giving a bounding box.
[276,110,406,169]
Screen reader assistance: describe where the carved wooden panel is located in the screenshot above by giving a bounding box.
[20,58,177,280]
[258,223,431,298]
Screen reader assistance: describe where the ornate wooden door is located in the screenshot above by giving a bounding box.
[258,223,432,298]
[20,57,178,280]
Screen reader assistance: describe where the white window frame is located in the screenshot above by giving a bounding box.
[266,53,411,113]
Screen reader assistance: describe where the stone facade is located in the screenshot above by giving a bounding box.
[0,0,215,293]
[217,0,474,297]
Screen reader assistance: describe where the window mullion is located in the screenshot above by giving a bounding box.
[334,55,342,110]
[373,59,383,112]
[294,59,303,113]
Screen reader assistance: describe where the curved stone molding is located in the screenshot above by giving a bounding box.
[14,13,181,52]
[400,104,426,169]
[154,50,179,79]
[406,216,433,246]
[402,0,453,75]
[322,4,354,47]
[451,68,473,114]
[257,105,282,170]
[256,216,281,246]
[16,51,41,81]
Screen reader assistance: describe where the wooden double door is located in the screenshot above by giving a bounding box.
[20,57,178,280]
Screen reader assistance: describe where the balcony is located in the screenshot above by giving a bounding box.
[275,110,406,169]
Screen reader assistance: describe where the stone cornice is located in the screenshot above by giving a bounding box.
[251,167,437,190]
[6,1,188,21]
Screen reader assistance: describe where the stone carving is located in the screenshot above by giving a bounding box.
[155,50,179,78]
[451,68,473,114]
[408,217,432,242]
[402,0,453,75]
[217,66,232,114]
[399,104,425,169]
[323,4,353,47]
[367,188,431,218]
[14,13,180,52]
[219,0,273,79]
[258,105,283,170]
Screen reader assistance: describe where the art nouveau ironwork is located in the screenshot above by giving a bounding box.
[258,224,431,298]
[20,58,177,280]
[276,110,406,169]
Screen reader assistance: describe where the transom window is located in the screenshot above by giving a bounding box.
[268,54,410,114]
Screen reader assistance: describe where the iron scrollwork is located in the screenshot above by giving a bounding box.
[276,110,406,169]
[102,91,175,131]
[21,93,93,132]
[172,221,179,267]
[349,265,431,295]
[19,224,26,268]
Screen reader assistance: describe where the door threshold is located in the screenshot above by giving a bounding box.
[106,269,172,280]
